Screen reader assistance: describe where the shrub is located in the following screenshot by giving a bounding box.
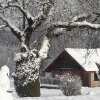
[59,73,82,96]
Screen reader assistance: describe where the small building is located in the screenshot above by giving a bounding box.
[45,48,100,87]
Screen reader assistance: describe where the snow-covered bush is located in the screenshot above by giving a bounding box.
[59,73,82,96]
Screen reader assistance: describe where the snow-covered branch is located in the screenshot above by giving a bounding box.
[38,14,94,60]
[72,21,100,29]
[71,13,91,22]
[0,24,7,29]
[1,4,35,26]
[0,15,24,41]
[54,20,100,29]
[32,0,54,30]
[47,15,100,34]
[25,0,54,46]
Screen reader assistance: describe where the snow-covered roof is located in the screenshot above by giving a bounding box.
[65,48,100,72]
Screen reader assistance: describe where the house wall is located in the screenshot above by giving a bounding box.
[82,71,91,87]
[88,72,94,87]
[88,72,100,87]
[90,81,100,87]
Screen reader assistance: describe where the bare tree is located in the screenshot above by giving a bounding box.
[0,0,100,97]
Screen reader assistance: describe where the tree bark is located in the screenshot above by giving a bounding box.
[13,36,50,97]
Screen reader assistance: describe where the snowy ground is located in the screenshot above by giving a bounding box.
[13,85,100,100]
[1,79,100,100]
[12,87,100,100]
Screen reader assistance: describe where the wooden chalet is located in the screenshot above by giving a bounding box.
[45,48,100,87]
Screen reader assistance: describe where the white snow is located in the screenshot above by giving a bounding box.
[12,87,100,100]
[39,36,50,59]
[0,65,10,91]
[0,78,100,100]
[0,65,13,100]
[0,90,13,100]
[14,52,28,61]
[65,48,99,72]
[14,53,22,61]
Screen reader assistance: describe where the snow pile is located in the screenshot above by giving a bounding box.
[0,65,13,100]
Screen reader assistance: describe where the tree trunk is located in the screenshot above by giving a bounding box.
[13,36,50,97]
[14,50,41,97]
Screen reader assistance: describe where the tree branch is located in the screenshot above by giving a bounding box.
[0,0,54,49]
[71,13,91,22]
[0,24,7,29]
[47,19,100,37]
[40,14,100,60]
[25,0,55,47]
[0,15,24,41]
[0,4,35,26]
[52,21,100,29]
[72,21,100,29]
[32,0,54,30]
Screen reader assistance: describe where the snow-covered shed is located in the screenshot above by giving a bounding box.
[45,48,100,87]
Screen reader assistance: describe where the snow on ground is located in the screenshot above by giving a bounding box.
[0,90,13,100]
[81,87,100,95]
[1,79,100,100]
[1,86,100,100]
[12,86,100,100]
